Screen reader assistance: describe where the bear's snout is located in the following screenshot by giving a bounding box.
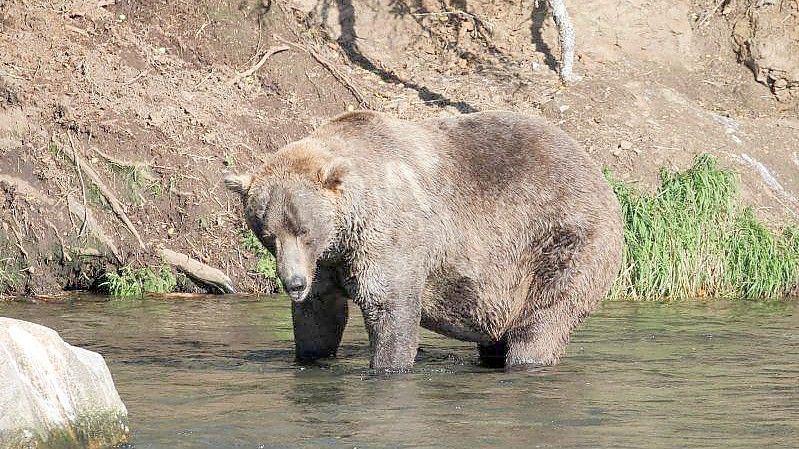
[284,274,308,301]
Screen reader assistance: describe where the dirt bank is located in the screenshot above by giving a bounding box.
[0,0,797,296]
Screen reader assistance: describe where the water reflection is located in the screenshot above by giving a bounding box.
[0,297,796,448]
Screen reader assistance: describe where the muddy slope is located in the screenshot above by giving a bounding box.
[0,0,797,295]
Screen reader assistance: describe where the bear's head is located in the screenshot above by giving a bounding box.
[224,140,349,302]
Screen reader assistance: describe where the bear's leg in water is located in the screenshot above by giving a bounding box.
[362,298,422,370]
[354,257,425,370]
[291,267,349,363]
[503,292,590,369]
[478,340,508,368]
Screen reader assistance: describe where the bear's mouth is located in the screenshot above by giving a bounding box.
[287,289,308,302]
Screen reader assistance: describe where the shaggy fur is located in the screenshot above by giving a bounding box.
[226,111,623,370]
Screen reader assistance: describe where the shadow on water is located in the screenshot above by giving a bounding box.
[1,296,798,448]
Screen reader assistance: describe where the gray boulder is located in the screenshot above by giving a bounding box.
[0,317,129,449]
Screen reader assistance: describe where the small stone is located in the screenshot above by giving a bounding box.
[346,104,355,112]
[611,148,623,157]
[167,227,176,236]
[90,157,99,164]
[559,105,570,113]
[618,140,633,151]
[118,14,126,21]
[773,78,788,89]
[157,47,166,54]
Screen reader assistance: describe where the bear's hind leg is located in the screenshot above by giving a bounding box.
[504,297,587,369]
[292,268,349,363]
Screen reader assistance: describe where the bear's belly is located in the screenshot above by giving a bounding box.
[420,274,500,344]
[419,312,493,343]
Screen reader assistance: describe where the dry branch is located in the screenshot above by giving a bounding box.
[227,45,290,86]
[160,248,236,294]
[65,132,147,250]
[47,222,72,263]
[67,196,123,263]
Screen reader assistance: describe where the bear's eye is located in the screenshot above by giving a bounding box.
[261,235,277,254]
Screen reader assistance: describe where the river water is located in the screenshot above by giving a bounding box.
[1,296,797,448]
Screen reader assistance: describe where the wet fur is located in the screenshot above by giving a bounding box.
[232,111,623,370]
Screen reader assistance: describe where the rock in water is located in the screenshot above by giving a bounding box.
[0,318,129,448]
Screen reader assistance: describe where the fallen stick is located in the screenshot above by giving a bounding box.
[160,248,236,294]
[67,196,123,263]
[9,217,29,260]
[227,45,290,87]
[47,222,72,263]
[65,132,147,250]
[696,0,726,28]
[73,143,89,237]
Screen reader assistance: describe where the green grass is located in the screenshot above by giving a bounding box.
[240,230,282,291]
[106,162,160,204]
[607,154,799,300]
[101,266,177,297]
[0,257,18,293]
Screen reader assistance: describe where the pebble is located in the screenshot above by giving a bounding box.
[619,140,633,150]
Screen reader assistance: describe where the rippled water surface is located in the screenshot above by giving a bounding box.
[1,296,797,448]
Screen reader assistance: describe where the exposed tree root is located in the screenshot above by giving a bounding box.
[160,248,235,294]
[64,132,147,250]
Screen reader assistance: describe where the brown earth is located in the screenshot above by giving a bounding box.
[0,0,797,296]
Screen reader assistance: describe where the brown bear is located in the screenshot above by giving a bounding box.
[225,110,623,371]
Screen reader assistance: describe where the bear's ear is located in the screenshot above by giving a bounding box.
[224,173,253,196]
[317,158,350,191]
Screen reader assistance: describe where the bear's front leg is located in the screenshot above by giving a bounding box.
[362,300,421,370]
[364,305,421,370]
[292,267,349,363]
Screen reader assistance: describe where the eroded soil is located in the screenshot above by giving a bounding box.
[0,0,797,295]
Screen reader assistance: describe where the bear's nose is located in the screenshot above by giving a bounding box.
[285,275,307,294]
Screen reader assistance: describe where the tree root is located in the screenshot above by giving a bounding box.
[67,196,123,263]
[227,45,290,87]
[65,132,147,250]
[160,248,235,294]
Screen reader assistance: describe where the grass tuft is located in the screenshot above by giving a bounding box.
[0,257,18,293]
[240,230,282,291]
[102,266,177,297]
[105,162,160,204]
[607,154,799,300]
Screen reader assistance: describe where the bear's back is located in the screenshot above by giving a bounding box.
[426,111,612,216]
[315,110,615,221]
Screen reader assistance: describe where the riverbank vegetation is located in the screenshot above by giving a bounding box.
[240,230,282,292]
[607,154,799,300]
[101,266,177,297]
